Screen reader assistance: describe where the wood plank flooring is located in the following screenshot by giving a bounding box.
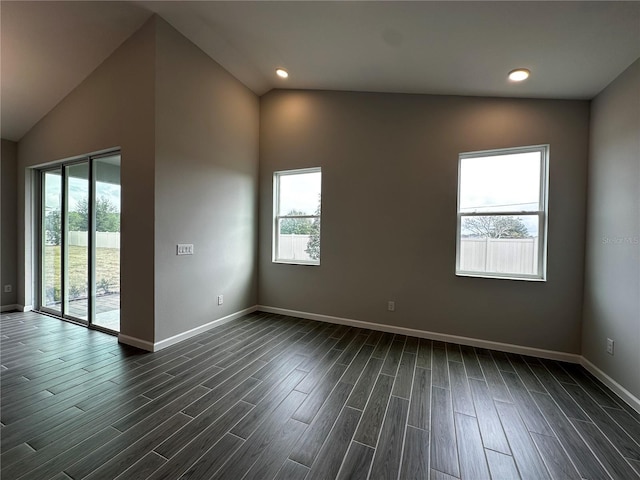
[1,310,639,479]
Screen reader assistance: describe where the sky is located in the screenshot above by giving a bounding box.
[44,172,121,213]
[460,151,542,237]
[279,171,321,215]
[459,151,541,213]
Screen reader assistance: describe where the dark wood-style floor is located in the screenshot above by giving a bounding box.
[1,310,639,480]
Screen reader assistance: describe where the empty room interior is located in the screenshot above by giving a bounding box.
[1,1,639,479]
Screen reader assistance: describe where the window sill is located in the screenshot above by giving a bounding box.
[273,259,320,266]
[456,271,546,282]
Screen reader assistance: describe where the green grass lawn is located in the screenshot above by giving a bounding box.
[43,245,120,302]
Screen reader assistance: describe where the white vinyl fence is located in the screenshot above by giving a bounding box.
[460,237,538,275]
[279,234,538,274]
[68,231,120,249]
[278,234,313,261]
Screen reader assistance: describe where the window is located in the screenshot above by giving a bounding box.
[456,145,548,280]
[273,168,322,265]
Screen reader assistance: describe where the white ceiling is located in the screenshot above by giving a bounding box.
[2,1,639,142]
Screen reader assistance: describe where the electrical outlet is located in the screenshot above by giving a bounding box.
[217,295,224,306]
[606,338,614,355]
[177,244,194,255]
[3,285,12,293]
[387,301,395,312]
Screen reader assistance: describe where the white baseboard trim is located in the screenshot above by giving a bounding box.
[18,304,33,312]
[1,304,19,313]
[153,305,259,352]
[580,357,640,414]
[118,334,155,352]
[118,305,259,352]
[258,305,582,364]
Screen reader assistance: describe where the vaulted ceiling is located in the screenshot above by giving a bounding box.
[2,1,639,141]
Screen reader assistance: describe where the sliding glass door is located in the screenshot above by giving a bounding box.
[93,155,121,331]
[42,168,62,313]
[65,162,90,320]
[40,153,121,333]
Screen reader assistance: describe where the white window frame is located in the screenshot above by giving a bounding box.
[456,145,549,281]
[273,167,321,265]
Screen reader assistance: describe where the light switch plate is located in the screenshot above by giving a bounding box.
[177,244,194,255]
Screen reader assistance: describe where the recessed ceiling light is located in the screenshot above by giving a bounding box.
[276,68,289,79]
[508,68,530,82]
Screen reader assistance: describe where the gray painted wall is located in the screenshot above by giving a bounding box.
[1,139,18,307]
[583,59,640,400]
[17,18,157,342]
[14,17,259,345]
[154,19,259,341]
[259,90,590,354]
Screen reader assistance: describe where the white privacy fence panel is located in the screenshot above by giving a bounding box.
[64,230,534,271]
[278,235,536,272]
[460,237,538,275]
[279,234,313,261]
[68,231,120,249]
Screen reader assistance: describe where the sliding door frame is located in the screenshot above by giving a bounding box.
[39,165,65,319]
[37,150,120,335]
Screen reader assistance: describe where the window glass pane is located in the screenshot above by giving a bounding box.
[277,217,320,262]
[43,169,62,311]
[65,162,89,320]
[94,155,121,332]
[460,215,539,276]
[459,151,541,213]
[278,171,321,216]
